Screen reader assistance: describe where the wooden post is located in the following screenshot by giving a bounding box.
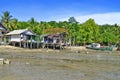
[3,37,6,46]
[69,37,72,47]
[37,41,39,48]
[13,42,15,46]
[32,42,36,48]
[36,36,39,48]
[26,41,28,48]
[42,43,45,48]
[60,44,62,50]
[30,36,32,49]
[53,44,55,49]
[30,42,32,49]
[47,43,48,49]
[23,42,26,48]
[19,42,21,47]
[20,34,22,47]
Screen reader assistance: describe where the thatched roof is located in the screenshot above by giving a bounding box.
[45,28,67,34]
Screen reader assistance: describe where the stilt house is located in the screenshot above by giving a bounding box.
[5,29,36,45]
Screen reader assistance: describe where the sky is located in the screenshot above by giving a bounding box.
[0,0,120,25]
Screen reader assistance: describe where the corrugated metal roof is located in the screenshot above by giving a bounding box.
[6,29,35,35]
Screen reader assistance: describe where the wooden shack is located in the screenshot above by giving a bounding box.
[40,32,67,49]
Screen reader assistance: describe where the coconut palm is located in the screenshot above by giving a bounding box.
[28,17,38,30]
[10,18,18,30]
[1,11,12,28]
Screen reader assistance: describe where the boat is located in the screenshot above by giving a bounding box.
[86,43,117,51]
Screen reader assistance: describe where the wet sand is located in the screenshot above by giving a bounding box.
[0,45,120,80]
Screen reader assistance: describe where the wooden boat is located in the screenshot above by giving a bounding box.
[86,43,117,51]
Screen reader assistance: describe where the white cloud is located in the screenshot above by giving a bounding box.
[60,12,120,25]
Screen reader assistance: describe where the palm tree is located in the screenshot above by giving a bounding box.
[28,17,39,30]
[29,17,35,23]
[10,18,18,30]
[40,21,48,34]
[1,11,12,28]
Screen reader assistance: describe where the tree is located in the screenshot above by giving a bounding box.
[101,32,116,45]
[113,24,120,44]
[1,11,13,28]
[68,17,77,23]
[79,19,100,44]
[10,18,18,30]
[67,17,79,45]
[17,21,29,29]
[40,21,51,34]
[28,17,36,28]
[48,21,58,28]
[58,21,69,28]
[28,17,40,33]
[99,24,120,45]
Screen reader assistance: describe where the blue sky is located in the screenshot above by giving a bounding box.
[0,0,120,24]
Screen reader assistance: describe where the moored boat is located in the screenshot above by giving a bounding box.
[86,43,117,51]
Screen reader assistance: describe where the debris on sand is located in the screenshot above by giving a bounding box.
[0,58,11,65]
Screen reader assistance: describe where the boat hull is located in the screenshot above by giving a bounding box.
[86,46,117,51]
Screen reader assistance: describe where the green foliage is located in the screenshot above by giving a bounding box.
[0,11,13,30]
[79,19,100,44]
[0,11,120,45]
[68,17,77,23]
[99,24,120,45]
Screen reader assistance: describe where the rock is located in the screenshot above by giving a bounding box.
[26,62,30,65]
[85,51,89,54]
[0,58,4,65]
[4,59,11,64]
[0,58,11,65]
[77,50,81,53]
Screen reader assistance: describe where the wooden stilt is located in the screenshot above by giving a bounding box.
[32,43,35,48]
[30,36,32,49]
[60,44,61,50]
[30,42,32,49]
[27,41,28,48]
[13,42,15,46]
[23,42,26,48]
[19,42,21,47]
[53,44,55,49]
[37,41,39,48]
[47,43,48,49]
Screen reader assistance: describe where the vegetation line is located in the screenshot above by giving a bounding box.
[0,11,120,46]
